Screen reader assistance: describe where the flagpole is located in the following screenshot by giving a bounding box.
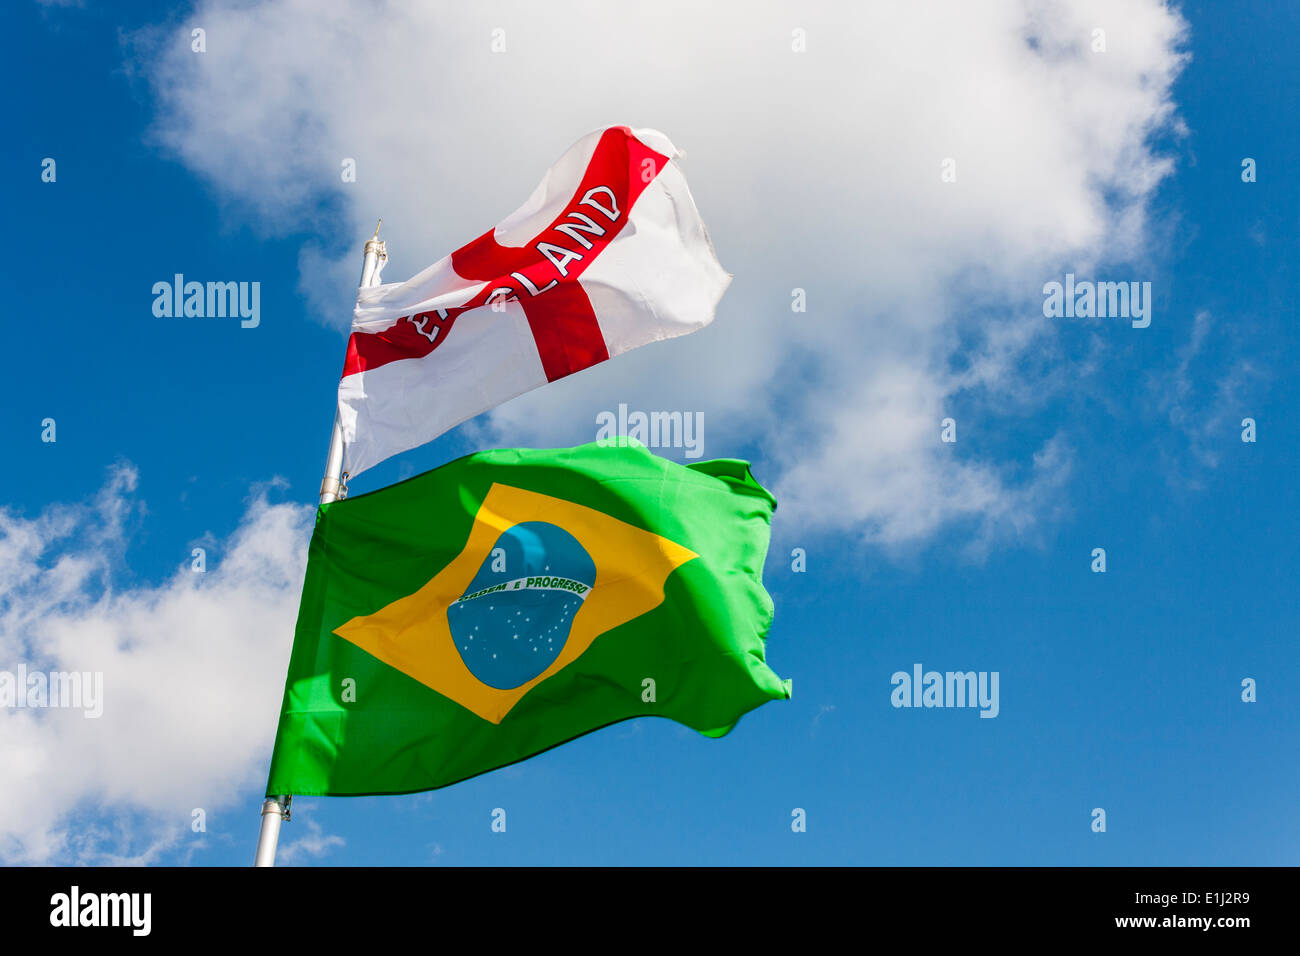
[253,221,387,867]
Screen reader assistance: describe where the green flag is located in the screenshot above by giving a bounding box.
[266,441,790,797]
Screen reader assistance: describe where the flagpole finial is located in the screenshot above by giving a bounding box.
[363,219,387,263]
[360,217,388,288]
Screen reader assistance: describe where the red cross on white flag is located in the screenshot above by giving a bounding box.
[337,125,731,477]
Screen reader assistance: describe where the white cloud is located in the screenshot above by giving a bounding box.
[277,812,345,865]
[0,465,312,863]
[131,0,1187,549]
[1148,310,1267,477]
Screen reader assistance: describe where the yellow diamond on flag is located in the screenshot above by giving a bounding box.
[333,482,697,724]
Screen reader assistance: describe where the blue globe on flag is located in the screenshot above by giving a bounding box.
[447,521,597,689]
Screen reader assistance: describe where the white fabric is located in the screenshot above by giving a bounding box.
[339,126,730,477]
[339,300,545,480]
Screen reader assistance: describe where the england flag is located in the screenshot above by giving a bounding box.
[338,125,730,477]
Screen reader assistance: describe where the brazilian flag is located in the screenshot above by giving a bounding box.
[266,441,790,796]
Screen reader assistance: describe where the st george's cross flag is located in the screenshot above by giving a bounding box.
[265,441,790,796]
[338,126,730,477]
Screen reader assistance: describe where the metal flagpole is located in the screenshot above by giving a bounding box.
[254,221,388,867]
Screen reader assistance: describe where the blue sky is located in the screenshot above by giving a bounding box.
[1,0,1296,865]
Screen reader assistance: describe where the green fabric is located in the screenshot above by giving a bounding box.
[266,441,789,797]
